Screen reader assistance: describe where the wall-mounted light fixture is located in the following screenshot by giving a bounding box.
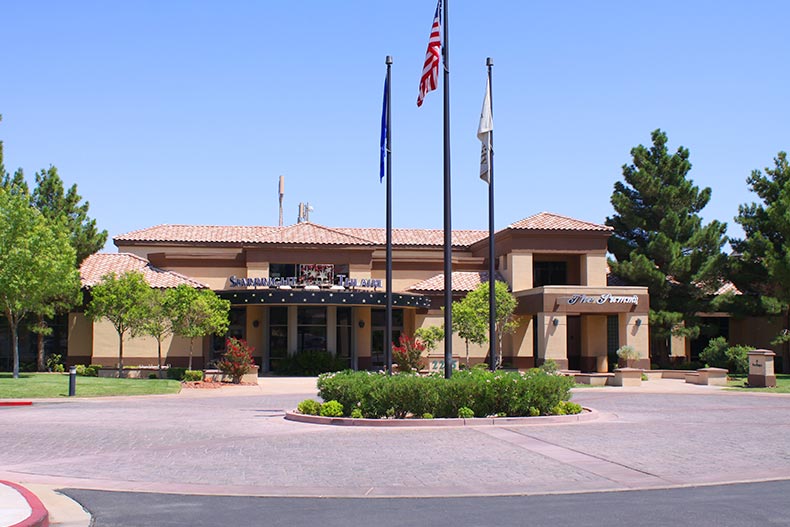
[358,320,365,328]
[552,318,559,327]
[635,318,642,327]
[252,320,260,328]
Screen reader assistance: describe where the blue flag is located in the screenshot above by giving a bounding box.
[380,75,389,182]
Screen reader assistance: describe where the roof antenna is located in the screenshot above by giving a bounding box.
[278,176,285,226]
[297,202,314,223]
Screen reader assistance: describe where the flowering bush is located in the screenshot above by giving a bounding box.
[391,334,426,373]
[217,337,255,383]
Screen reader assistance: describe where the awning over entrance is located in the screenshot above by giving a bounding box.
[217,289,432,308]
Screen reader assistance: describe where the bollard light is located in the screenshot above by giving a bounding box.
[68,365,77,397]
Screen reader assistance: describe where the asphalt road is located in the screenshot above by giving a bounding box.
[64,480,790,527]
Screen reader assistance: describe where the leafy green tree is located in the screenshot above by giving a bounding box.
[2,118,107,370]
[606,129,728,364]
[727,151,790,371]
[451,293,488,368]
[169,286,230,370]
[0,189,80,378]
[461,281,518,368]
[133,288,173,374]
[414,325,444,354]
[86,271,152,376]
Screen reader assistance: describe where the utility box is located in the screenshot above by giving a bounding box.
[747,349,776,388]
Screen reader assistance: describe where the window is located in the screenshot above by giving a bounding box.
[269,264,297,279]
[370,309,404,370]
[606,315,620,371]
[336,307,353,367]
[213,307,245,362]
[533,262,567,287]
[269,306,288,371]
[297,306,327,353]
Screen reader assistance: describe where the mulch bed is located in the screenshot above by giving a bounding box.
[181,380,258,389]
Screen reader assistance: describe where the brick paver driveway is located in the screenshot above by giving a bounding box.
[1,380,789,497]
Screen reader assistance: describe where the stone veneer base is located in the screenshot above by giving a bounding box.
[285,408,598,427]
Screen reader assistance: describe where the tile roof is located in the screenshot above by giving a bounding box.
[115,223,487,248]
[80,253,208,289]
[714,282,742,296]
[114,212,606,249]
[114,225,281,244]
[508,212,612,232]
[333,227,488,247]
[408,271,508,293]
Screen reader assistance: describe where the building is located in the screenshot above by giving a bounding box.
[66,212,651,372]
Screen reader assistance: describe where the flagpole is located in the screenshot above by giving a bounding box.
[385,55,394,376]
[486,57,496,371]
[442,0,453,379]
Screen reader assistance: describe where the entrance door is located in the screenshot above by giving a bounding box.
[567,316,582,371]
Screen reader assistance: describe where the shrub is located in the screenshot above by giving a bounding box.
[350,408,364,419]
[700,337,751,374]
[148,373,158,379]
[552,401,583,415]
[167,367,187,381]
[391,334,426,373]
[52,364,65,373]
[277,350,348,376]
[297,399,322,415]
[458,406,475,418]
[422,413,434,419]
[616,345,639,361]
[46,353,63,372]
[217,337,256,383]
[539,359,559,374]
[319,400,344,417]
[75,364,99,377]
[183,370,203,382]
[316,368,575,419]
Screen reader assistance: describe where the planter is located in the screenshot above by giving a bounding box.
[610,367,642,387]
[203,365,259,384]
[98,367,168,379]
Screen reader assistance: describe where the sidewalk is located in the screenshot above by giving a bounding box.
[0,481,91,527]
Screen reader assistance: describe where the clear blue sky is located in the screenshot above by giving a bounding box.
[2,1,788,251]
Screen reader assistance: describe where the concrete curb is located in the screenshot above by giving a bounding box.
[0,480,48,527]
[284,407,598,427]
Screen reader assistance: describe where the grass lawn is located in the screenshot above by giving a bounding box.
[727,374,790,394]
[0,373,182,399]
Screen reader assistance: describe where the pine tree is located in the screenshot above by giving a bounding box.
[728,151,790,371]
[606,129,727,364]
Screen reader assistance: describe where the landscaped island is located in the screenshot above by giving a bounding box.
[299,366,582,419]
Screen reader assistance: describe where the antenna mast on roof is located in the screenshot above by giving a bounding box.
[278,176,285,227]
[297,202,314,223]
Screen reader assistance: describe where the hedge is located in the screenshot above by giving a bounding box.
[316,367,577,419]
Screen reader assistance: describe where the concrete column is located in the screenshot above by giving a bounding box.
[537,313,567,369]
[354,307,371,370]
[509,253,533,292]
[619,313,650,369]
[581,315,608,373]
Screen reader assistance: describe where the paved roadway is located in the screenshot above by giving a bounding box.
[1,380,790,497]
[62,480,790,527]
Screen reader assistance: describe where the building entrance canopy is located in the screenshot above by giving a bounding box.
[218,289,431,309]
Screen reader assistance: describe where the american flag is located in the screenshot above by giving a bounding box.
[417,0,442,107]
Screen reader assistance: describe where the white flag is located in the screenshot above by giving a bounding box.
[477,77,493,183]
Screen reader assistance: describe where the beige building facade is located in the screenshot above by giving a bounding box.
[70,212,650,372]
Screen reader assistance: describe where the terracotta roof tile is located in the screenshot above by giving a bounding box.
[508,212,612,232]
[114,225,280,244]
[334,227,487,247]
[80,253,208,289]
[408,271,507,293]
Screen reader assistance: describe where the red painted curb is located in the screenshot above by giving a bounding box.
[1,480,49,527]
[284,407,598,427]
[0,402,33,407]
